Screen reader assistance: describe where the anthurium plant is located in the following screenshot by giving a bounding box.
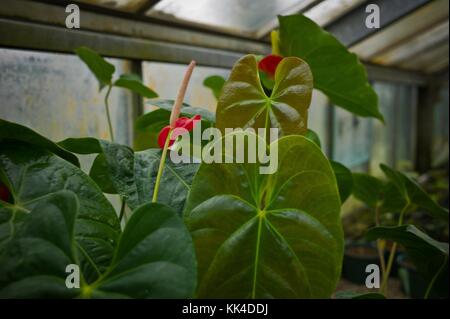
[0,14,447,299]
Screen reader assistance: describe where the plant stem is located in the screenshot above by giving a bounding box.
[119,199,126,222]
[424,254,448,299]
[152,61,196,204]
[375,205,386,278]
[152,130,172,203]
[264,106,270,144]
[380,203,409,295]
[104,85,114,142]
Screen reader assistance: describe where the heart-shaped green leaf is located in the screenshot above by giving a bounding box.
[305,129,321,148]
[302,129,352,204]
[0,191,81,298]
[184,132,343,298]
[278,15,383,122]
[366,224,449,296]
[0,119,79,167]
[59,138,198,213]
[0,141,120,283]
[75,46,115,90]
[0,194,197,298]
[59,138,136,197]
[91,203,197,298]
[352,173,386,208]
[114,74,158,98]
[215,55,313,137]
[203,75,226,100]
[380,164,448,220]
[330,161,353,204]
[133,149,199,213]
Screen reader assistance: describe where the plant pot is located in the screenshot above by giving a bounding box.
[397,254,449,299]
[342,243,382,284]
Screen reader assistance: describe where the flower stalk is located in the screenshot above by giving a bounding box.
[152,60,196,203]
[104,84,114,142]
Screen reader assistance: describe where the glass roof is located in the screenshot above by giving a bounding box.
[351,0,449,74]
[303,0,365,27]
[146,0,315,38]
[71,0,449,73]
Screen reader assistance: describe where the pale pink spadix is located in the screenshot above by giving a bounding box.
[169,60,196,128]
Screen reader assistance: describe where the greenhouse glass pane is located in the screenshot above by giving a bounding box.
[394,85,417,171]
[432,85,449,167]
[0,49,134,147]
[332,107,372,169]
[308,89,330,155]
[146,0,308,37]
[370,82,397,175]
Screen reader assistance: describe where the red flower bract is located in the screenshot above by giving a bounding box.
[158,114,201,149]
[258,54,283,78]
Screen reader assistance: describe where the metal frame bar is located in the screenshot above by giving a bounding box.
[0,18,243,68]
[364,63,427,86]
[0,0,269,55]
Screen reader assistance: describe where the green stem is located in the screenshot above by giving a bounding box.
[104,85,114,142]
[424,254,448,299]
[119,199,126,223]
[264,106,270,144]
[375,205,386,279]
[152,130,172,203]
[380,203,409,295]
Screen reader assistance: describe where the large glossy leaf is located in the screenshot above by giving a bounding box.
[114,74,158,98]
[0,191,81,298]
[278,15,383,122]
[75,46,115,90]
[59,138,198,213]
[134,99,215,151]
[0,195,197,298]
[0,119,79,167]
[366,225,449,292]
[0,141,121,283]
[59,137,135,196]
[134,149,199,214]
[302,129,351,204]
[215,55,313,137]
[184,133,343,298]
[380,164,448,220]
[330,161,353,204]
[352,173,385,208]
[305,129,321,148]
[92,203,197,298]
[203,75,226,100]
